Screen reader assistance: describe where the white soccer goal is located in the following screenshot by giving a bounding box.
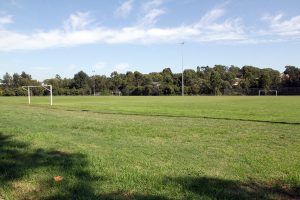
[258,90,277,96]
[22,84,53,105]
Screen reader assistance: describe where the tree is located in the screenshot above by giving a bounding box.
[55,74,62,80]
[263,68,280,89]
[143,74,152,86]
[143,85,154,95]
[228,65,241,76]
[149,72,163,82]
[283,66,300,87]
[2,73,13,86]
[210,70,222,95]
[1,64,298,96]
[13,73,21,87]
[20,71,32,80]
[213,65,228,80]
[259,71,272,90]
[160,84,174,95]
[19,71,33,86]
[241,66,260,89]
[73,71,90,89]
[110,71,123,92]
[134,71,144,86]
[161,68,173,84]
[184,69,197,86]
[93,75,105,92]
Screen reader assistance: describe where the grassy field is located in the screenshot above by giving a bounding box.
[0,96,299,199]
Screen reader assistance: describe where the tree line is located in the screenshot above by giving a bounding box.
[0,65,300,96]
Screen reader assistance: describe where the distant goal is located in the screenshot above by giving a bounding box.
[258,90,278,96]
[22,84,53,105]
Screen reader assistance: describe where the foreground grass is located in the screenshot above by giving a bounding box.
[0,96,300,199]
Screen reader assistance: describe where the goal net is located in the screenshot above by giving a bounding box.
[258,90,278,96]
[22,84,53,105]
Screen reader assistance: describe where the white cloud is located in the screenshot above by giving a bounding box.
[0,9,247,51]
[115,63,129,72]
[3,8,300,51]
[138,0,166,27]
[0,14,13,26]
[262,13,300,37]
[115,0,134,18]
[138,8,165,26]
[64,12,93,31]
[141,0,165,12]
[197,8,225,25]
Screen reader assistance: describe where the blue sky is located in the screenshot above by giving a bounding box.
[0,0,300,80]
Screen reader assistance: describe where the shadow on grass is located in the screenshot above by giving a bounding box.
[0,132,99,199]
[62,108,300,126]
[165,176,300,200]
[0,132,169,200]
[1,132,299,199]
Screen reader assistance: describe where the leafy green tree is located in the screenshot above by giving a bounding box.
[283,66,300,87]
[125,71,134,86]
[2,73,13,86]
[19,71,33,86]
[210,70,222,95]
[3,88,15,96]
[12,73,21,87]
[94,75,108,94]
[184,69,197,86]
[161,68,173,84]
[228,65,241,76]
[261,68,280,89]
[241,66,260,89]
[110,71,123,92]
[14,87,26,96]
[143,85,154,95]
[133,71,144,87]
[190,84,200,95]
[143,74,152,85]
[149,72,163,82]
[259,71,271,90]
[1,64,299,96]
[73,71,90,89]
[160,84,175,95]
[20,71,31,80]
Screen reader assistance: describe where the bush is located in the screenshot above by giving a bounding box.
[14,87,26,96]
[3,88,16,96]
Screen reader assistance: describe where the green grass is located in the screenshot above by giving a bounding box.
[0,96,300,199]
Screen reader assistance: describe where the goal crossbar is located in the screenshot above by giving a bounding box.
[22,84,53,105]
[258,89,277,96]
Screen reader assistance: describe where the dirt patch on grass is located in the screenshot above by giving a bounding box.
[12,181,41,200]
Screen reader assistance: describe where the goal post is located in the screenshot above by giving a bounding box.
[258,89,277,96]
[22,84,53,105]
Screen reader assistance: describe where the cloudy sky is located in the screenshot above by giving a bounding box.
[0,0,300,80]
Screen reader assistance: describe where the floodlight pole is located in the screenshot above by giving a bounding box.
[180,42,185,96]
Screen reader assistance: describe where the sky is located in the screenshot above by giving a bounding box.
[0,0,300,80]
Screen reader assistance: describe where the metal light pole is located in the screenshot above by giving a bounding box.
[92,70,96,96]
[180,42,185,96]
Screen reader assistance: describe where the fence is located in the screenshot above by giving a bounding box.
[223,87,300,96]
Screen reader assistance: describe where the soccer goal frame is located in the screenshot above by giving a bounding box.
[258,89,277,96]
[22,84,53,105]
